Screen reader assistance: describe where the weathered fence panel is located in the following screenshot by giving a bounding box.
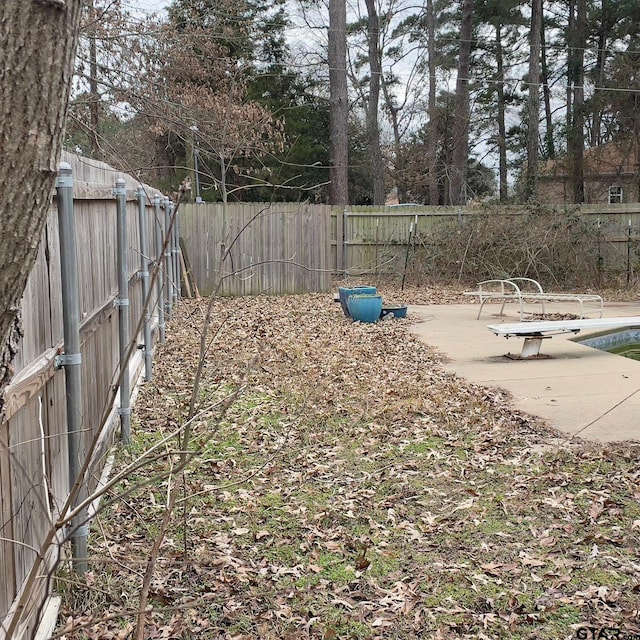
[330,204,640,279]
[0,152,168,639]
[180,202,640,285]
[180,202,333,295]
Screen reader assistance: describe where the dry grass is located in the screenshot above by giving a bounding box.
[56,285,640,640]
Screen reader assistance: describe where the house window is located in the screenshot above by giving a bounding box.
[609,185,623,204]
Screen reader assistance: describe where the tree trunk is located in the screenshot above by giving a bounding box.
[541,13,555,159]
[524,0,542,201]
[495,24,508,203]
[590,0,610,147]
[0,0,82,417]
[381,81,404,201]
[87,0,102,159]
[328,0,349,205]
[364,0,385,205]
[566,0,574,146]
[450,0,474,206]
[567,0,586,203]
[426,0,439,205]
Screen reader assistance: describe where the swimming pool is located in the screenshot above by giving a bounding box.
[574,328,640,361]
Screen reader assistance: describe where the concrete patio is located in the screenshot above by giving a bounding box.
[408,299,640,443]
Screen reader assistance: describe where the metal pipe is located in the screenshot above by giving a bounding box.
[172,202,180,304]
[56,162,88,573]
[163,196,174,319]
[153,195,166,343]
[343,208,348,275]
[137,186,152,381]
[114,177,131,444]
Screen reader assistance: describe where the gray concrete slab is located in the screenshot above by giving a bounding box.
[408,300,640,443]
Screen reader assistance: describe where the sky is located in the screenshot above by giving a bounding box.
[123,0,169,15]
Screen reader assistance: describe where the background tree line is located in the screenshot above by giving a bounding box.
[67,0,640,206]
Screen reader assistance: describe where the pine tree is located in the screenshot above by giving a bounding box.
[450,0,474,205]
[474,0,526,202]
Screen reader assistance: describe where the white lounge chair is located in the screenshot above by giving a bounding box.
[465,277,603,320]
[464,279,524,319]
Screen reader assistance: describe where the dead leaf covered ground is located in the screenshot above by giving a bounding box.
[57,282,640,640]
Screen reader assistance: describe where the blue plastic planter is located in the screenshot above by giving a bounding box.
[338,286,377,317]
[380,305,408,319]
[348,293,383,323]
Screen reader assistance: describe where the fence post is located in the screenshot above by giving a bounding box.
[114,177,131,444]
[56,162,88,573]
[154,194,166,344]
[342,208,348,276]
[335,207,344,275]
[137,186,152,381]
[163,196,174,319]
[172,202,180,304]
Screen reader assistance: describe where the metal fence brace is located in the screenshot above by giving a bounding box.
[114,178,131,444]
[56,162,88,573]
[137,186,153,382]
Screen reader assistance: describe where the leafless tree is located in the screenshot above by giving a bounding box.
[329,0,350,205]
[567,0,586,203]
[364,0,385,205]
[449,0,474,205]
[525,0,542,201]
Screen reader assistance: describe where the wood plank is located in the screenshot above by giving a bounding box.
[34,595,61,640]
[2,350,57,423]
[2,295,118,422]
[45,372,68,518]
[0,419,16,621]
[9,407,37,590]
[178,201,372,296]
[46,213,64,345]
[179,237,198,297]
[335,207,344,274]
[1,545,61,640]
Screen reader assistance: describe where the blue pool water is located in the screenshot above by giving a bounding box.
[575,329,640,361]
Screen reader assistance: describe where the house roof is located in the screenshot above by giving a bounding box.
[539,139,639,179]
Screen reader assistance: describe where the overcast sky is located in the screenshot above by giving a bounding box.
[124,0,169,15]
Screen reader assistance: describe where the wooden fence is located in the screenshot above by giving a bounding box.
[331,204,640,279]
[178,203,640,287]
[179,202,333,296]
[4,172,640,637]
[0,152,168,640]
[176,202,640,294]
